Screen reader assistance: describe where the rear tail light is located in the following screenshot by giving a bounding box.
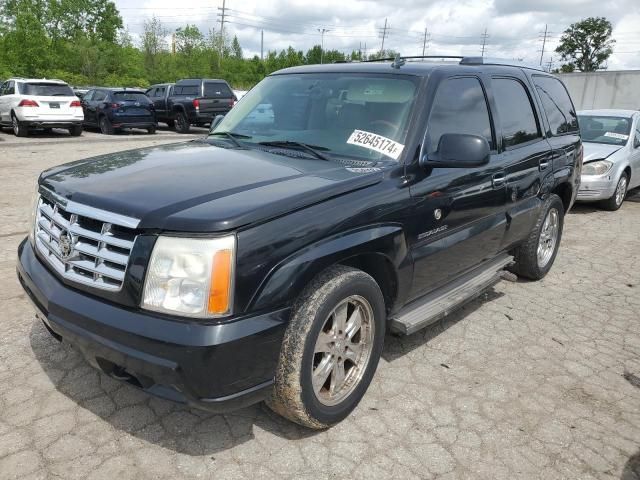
[193,99,200,110]
[70,100,81,107]
[111,103,122,109]
[18,99,39,107]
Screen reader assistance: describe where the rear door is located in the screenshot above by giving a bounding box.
[0,81,16,122]
[84,90,103,125]
[0,81,8,122]
[148,85,168,119]
[487,74,553,249]
[111,91,155,123]
[530,75,581,195]
[408,75,507,299]
[200,81,235,117]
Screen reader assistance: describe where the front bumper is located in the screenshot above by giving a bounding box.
[16,238,288,412]
[576,175,617,201]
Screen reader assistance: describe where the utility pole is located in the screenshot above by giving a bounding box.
[217,0,227,68]
[318,28,330,64]
[539,24,548,66]
[380,18,388,54]
[480,28,488,57]
[547,56,553,72]
[260,29,264,61]
[421,28,429,56]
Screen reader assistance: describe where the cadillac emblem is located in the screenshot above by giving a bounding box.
[59,233,73,260]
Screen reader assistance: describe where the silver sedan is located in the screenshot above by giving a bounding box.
[577,109,640,210]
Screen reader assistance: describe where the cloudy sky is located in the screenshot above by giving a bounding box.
[114,0,640,70]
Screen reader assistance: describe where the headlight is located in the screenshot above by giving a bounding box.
[29,184,40,245]
[582,160,613,176]
[142,235,235,318]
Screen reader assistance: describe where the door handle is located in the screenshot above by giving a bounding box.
[492,173,506,188]
[539,158,550,170]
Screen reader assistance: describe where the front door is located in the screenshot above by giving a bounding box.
[407,75,507,300]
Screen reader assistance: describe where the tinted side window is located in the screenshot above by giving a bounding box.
[6,81,15,95]
[0,82,6,95]
[174,85,199,96]
[532,76,579,135]
[427,77,493,153]
[93,91,107,102]
[83,90,94,101]
[204,82,232,98]
[145,88,156,97]
[493,78,540,148]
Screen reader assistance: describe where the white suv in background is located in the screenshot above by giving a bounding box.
[0,78,84,137]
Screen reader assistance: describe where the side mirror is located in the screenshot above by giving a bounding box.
[210,114,225,133]
[421,133,490,168]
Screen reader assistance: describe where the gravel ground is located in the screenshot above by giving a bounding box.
[1,136,639,479]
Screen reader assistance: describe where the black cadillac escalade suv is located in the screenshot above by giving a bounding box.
[17,57,582,429]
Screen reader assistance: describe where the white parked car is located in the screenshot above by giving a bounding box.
[0,78,84,137]
[577,109,640,210]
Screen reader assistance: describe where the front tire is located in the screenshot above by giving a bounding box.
[174,111,190,133]
[166,119,175,129]
[510,194,564,280]
[147,125,156,134]
[267,265,385,429]
[12,114,28,137]
[601,173,628,211]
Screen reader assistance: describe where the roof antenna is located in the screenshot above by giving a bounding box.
[391,54,406,69]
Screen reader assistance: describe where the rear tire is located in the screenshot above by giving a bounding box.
[174,111,190,133]
[99,116,114,135]
[12,114,28,137]
[166,119,175,129]
[601,173,628,211]
[267,265,385,429]
[69,125,82,137]
[510,194,564,280]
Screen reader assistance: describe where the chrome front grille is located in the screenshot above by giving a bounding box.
[34,192,139,291]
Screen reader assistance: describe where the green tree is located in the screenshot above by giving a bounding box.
[555,17,615,72]
[231,36,243,59]
[175,24,204,55]
[142,17,168,82]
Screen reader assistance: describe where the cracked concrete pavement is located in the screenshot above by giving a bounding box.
[1,135,640,479]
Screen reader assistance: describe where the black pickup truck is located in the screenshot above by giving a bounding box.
[145,79,236,133]
[17,57,582,429]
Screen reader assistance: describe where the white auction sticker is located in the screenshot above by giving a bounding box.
[347,129,405,160]
[604,132,629,140]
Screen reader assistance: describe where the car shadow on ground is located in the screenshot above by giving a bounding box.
[621,449,640,480]
[383,288,504,362]
[0,127,75,138]
[28,289,504,454]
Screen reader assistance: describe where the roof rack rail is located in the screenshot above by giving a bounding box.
[460,57,546,72]
[364,55,465,63]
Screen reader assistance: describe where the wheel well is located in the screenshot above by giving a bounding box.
[551,182,572,213]
[624,166,631,183]
[339,253,398,314]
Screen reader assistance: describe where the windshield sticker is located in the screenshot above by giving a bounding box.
[604,132,629,140]
[347,130,405,160]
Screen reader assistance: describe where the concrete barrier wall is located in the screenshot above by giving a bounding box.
[558,71,640,111]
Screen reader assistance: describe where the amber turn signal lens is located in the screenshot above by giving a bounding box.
[208,249,233,314]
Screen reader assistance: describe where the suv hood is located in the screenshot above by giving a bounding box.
[40,141,384,232]
[582,142,622,163]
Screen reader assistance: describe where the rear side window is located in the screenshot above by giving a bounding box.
[427,77,493,153]
[113,92,150,102]
[174,85,200,96]
[93,91,107,102]
[22,82,74,96]
[492,78,540,148]
[204,82,232,98]
[532,76,579,135]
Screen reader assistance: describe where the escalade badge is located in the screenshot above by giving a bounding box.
[59,233,74,260]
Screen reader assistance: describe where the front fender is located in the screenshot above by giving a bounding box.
[249,224,410,311]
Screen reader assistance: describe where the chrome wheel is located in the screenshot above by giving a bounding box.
[312,295,374,406]
[615,175,628,207]
[537,207,559,268]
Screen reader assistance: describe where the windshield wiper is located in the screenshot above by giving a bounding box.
[209,131,252,148]
[258,141,330,161]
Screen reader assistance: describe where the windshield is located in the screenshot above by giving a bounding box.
[113,92,150,103]
[21,82,74,97]
[213,73,419,162]
[578,115,632,146]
